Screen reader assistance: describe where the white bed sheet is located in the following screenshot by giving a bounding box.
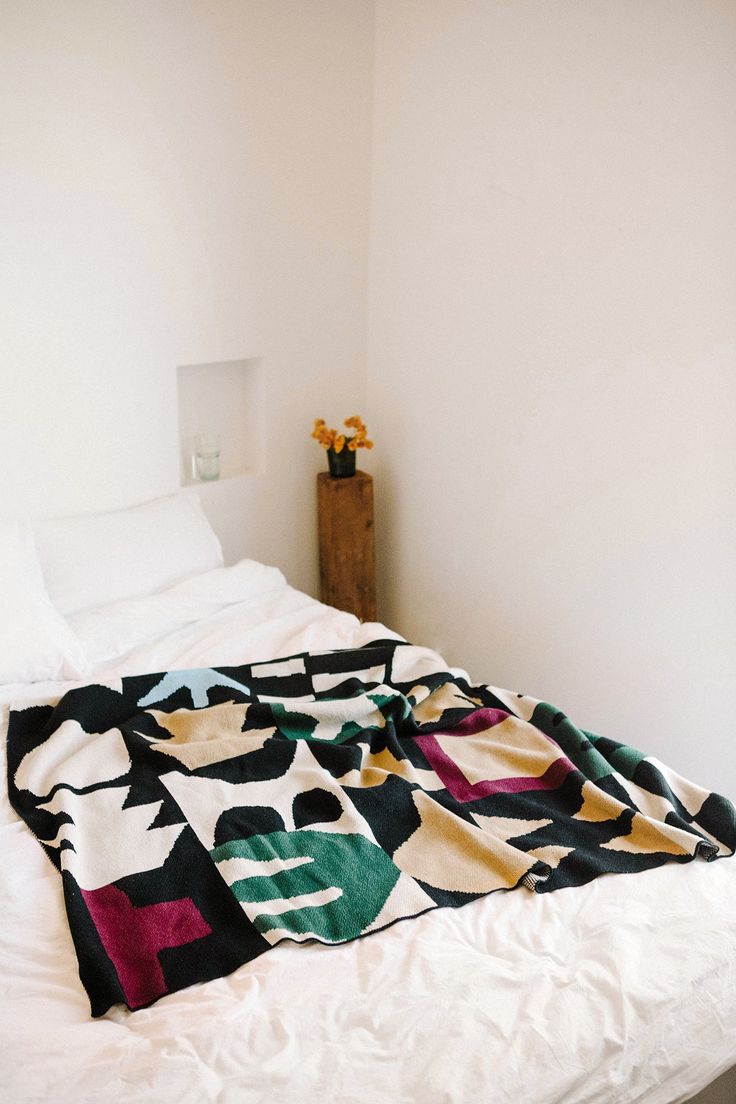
[2,575,735,1104]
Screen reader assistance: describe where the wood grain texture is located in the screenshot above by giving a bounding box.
[317,470,376,621]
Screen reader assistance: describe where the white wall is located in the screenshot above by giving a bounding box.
[367,1,736,797]
[2,1,734,799]
[0,0,375,593]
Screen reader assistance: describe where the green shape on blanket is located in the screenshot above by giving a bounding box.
[336,691,410,742]
[368,690,411,719]
[530,702,612,782]
[212,829,401,941]
[530,704,650,784]
[336,721,370,742]
[580,730,648,781]
[604,741,648,780]
[269,704,319,741]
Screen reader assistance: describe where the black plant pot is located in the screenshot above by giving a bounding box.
[327,446,356,478]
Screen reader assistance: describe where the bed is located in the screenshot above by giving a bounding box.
[1,494,735,1104]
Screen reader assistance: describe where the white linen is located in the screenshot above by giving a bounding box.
[0,519,86,684]
[2,575,735,1104]
[68,559,288,666]
[33,492,223,615]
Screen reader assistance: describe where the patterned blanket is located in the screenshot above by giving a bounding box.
[8,641,735,1016]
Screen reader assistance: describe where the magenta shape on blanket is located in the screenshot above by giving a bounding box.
[81,883,212,1008]
[414,726,576,802]
[434,707,511,735]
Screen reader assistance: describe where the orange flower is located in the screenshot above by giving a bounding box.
[311,416,374,453]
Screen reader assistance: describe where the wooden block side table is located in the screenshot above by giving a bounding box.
[317,470,376,621]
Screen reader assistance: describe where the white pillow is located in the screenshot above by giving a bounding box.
[33,493,224,616]
[69,559,287,666]
[0,519,87,684]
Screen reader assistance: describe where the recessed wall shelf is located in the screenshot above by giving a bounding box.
[177,357,265,486]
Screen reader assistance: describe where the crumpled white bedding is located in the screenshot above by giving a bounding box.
[2,568,735,1104]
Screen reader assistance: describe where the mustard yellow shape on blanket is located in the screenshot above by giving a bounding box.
[573,779,628,823]
[336,744,442,790]
[410,681,483,724]
[601,812,695,857]
[145,704,274,770]
[434,716,559,785]
[392,790,536,893]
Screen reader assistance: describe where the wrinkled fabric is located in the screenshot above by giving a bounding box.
[8,642,734,1017]
[2,580,736,1102]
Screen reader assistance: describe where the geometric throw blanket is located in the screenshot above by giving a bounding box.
[7,641,735,1016]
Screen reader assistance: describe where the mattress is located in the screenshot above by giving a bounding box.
[2,567,735,1104]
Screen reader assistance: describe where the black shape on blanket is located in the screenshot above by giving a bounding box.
[7,641,736,1016]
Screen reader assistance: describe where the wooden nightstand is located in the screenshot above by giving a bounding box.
[317,470,376,621]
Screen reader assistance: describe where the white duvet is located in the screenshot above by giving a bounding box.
[2,564,735,1104]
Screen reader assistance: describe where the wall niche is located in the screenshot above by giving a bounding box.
[177,357,265,486]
